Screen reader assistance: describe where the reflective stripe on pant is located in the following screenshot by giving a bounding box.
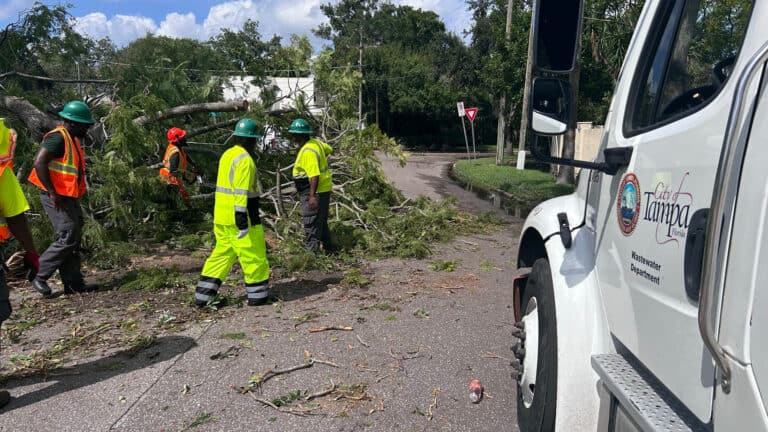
[37,192,84,286]
[196,223,270,303]
[246,281,269,302]
[300,191,331,252]
[195,276,221,304]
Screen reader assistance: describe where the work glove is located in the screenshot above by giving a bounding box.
[196,175,203,184]
[237,228,249,239]
[23,252,40,281]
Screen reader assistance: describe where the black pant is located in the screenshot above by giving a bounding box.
[37,192,84,286]
[0,256,11,323]
[300,191,331,252]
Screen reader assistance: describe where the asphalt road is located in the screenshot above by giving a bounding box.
[0,152,522,432]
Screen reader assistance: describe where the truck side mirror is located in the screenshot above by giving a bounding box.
[528,79,632,176]
[530,78,571,136]
[532,0,584,73]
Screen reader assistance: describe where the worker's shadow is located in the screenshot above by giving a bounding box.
[1,335,196,412]
[270,276,344,302]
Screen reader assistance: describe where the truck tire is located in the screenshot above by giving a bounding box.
[516,258,557,432]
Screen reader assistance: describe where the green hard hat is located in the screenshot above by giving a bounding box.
[288,118,312,134]
[58,101,95,124]
[232,118,262,138]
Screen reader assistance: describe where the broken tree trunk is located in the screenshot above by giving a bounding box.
[133,100,250,126]
[0,96,57,138]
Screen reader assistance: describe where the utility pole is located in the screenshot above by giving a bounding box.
[76,61,82,96]
[495,0,514,166]
[358,27,364,130]
[518,0,535,170]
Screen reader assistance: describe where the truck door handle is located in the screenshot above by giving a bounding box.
[684,209,708,301]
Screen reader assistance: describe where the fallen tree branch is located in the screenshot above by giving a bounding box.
[390,197,412,211]
[0,96,57,137]
[335,202,369,230]
[186,118,240,138]
[0,71,111,84]
[189,193,214,200]
[240,361,314,392]
[133,100,249,126]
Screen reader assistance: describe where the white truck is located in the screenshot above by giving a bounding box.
[514,0,766,431]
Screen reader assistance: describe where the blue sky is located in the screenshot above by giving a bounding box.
[0,1,472,48]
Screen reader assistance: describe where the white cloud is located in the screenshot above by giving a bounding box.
[73,13,111,41]
[397,0,443,11]
[270,0,323,37]
[201,0,259,38]
[66,0,468,48]
[157,12,200,39]
[396,0,471,37]
[74,13,157,46]
[0,0,34,22]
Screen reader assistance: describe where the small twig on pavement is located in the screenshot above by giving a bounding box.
[304,381,337,401]
[356,334,369,347]
[312,358,340,368]
[251,393,308,417]
[243,361,314,391]
[308,325,353,333]
[427,388,442,421]
[368,398,385,415]
[375,373,393,383]
[481,351,511,361]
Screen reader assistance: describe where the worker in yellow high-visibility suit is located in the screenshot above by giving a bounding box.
[289,118,334,253]
[0,118,40,408]
[195,119,270,307]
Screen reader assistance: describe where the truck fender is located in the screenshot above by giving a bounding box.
[516,222,613,431]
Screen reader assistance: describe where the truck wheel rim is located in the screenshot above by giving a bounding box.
[520,297,539,408]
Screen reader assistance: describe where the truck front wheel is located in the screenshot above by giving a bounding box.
[515,258,557,431]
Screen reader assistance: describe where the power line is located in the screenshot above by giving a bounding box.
[88,58,356,75]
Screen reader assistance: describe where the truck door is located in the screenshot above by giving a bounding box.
[713,23,768,428]
[593,0,755,423]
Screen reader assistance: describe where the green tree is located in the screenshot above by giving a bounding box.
[269,34,313,77]
[316,1,480,148]
[107,35,225,106]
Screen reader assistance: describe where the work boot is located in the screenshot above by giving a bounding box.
[0,390,10,409]
[247,298,268,307]
[64,283,99,295]
[31,279,52,297]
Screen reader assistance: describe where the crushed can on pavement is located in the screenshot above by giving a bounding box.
[469,378,483,403]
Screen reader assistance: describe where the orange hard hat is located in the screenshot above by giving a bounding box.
[167,127,186,143]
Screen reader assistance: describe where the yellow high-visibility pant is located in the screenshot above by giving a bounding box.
[195,224,269,305]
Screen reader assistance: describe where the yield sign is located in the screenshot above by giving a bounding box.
[465,107,478,123]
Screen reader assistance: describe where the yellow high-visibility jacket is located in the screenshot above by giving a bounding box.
[292,138,333,193]
[213,145,259,226]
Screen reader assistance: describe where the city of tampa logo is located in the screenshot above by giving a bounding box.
[642,173,692,245]
[617,173,641,236]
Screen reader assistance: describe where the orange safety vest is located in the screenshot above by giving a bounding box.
[159,143,188,186]
[0,122,18,243]
[28,126,87,198]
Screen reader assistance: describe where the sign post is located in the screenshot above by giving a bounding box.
[457,102,470,158]
[465,108,478,159]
